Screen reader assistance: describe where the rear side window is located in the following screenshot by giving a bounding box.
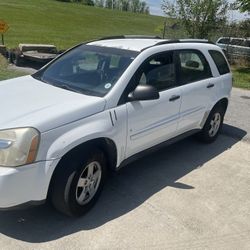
[177,50,212,84]
[217,38,230,44]
[231,39,244,46]
[243,40,250,48]
[209,50,230,75]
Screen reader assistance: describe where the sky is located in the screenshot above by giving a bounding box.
[146,0,249,21]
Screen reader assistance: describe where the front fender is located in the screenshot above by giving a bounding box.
[37,107,127,168]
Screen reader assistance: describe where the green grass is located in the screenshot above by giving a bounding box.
[0,55,26,80]
[0,0,165,50]
[232,67,250,90]
[0,0,249,89]
[0,0,166,81]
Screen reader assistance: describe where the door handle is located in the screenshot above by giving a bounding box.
[169,95,180,102]
[207,83,215,88]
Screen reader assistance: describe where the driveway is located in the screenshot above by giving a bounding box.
[0,88,249,250]
[223,87,250,142]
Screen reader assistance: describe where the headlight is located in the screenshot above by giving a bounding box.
[0,128,40,167]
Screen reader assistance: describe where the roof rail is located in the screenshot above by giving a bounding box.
[99,35,162,40]
[124,35,162,39]
[141,39,179,51]
[179,39,214,44]
[154,39,214,46]
[141,39,214,51]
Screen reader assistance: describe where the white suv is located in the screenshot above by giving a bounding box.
[0,36,232,216]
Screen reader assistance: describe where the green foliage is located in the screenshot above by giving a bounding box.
[236,0,250,13]
[56,0,149,13]
[232,67,250,90]
[162,0,229,39]
[155,20,187,39]
[56,0,94,4]
[82,0,95,5]
[222,19,250,38]
[238,19,250,37]
[100,0,149,14]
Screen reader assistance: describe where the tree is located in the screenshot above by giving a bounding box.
[82,0,94,5]
[162,0,229,39]
[105,0,113,8]
[120,0,130,11]
[56,0,94,4]
[236,0,250,13]
[56,0,149,14]
[94,0,105,7]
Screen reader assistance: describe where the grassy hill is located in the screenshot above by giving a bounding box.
[0,0,165,49]
[1,1,248,89]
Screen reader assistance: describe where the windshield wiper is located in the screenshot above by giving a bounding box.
[49,82,84,94]
[59,84,83,94]
[38,77,102,96]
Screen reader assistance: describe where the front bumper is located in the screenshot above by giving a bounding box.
[0,159,60,209]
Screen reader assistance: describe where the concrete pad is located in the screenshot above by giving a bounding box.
[224,88,250,142]
[0,135,249,249]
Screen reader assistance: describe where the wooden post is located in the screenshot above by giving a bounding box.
[1,34,4,45]
[163,19,167,39]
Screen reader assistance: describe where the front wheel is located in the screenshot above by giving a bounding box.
[50,149,107,216]
[197,106,225,143]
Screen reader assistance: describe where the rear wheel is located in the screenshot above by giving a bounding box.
[197,106,225,143]
[50,149,107,216]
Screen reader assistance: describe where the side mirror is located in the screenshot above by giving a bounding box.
[127,85,160,102]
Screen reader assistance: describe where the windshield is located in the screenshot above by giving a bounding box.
[34,44,139,97]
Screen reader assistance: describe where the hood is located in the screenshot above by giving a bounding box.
[0,76,106,132]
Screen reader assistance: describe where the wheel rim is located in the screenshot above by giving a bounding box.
[208,112,221,137]
[75,161,102,205]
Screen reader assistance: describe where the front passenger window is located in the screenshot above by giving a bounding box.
[138,52,176,91]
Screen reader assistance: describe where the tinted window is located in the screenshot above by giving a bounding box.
[34,45,139,97]
[243,40,250,48]
[218,38,230,44]
[231,39,244,46]
[177,50,212,84]
[138,52,176,91]
[209,50,230,75]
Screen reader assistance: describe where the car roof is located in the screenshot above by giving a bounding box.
[88,39,163,52]
[88,38,212,52]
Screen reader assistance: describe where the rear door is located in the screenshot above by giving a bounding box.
[175,49,216,133]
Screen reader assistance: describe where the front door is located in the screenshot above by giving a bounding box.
[125,51,181,157]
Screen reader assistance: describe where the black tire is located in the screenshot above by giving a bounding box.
[197,105,225,143]
[50,148,107,217]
